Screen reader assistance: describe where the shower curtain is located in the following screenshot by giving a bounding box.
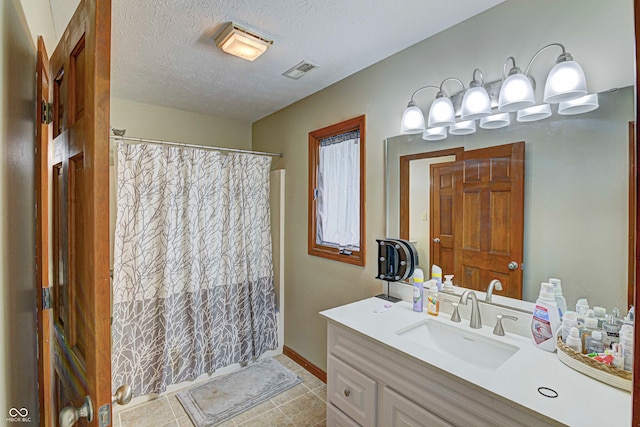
[111,143,278,396]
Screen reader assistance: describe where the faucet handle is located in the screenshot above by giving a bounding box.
[442,300,461,323]
[493,314,518,336]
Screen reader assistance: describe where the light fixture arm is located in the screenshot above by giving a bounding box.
[470,68,485,87]
[438,77,465,97]
[502,56,518,80]
[524,43,567,76]
[409,85,440,103]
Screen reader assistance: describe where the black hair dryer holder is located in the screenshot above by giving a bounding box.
[375,238,418,303]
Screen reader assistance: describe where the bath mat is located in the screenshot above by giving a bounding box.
[176,358,303,427]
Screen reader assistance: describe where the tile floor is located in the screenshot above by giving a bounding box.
[114,354,327,427]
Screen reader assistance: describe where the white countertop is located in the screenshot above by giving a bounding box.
[320,297,632,427]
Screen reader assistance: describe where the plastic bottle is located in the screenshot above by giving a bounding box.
[580,317,599,354]
[443,275,454,290]
[548,278,567,319]
[565,327,583,353]
[531,282,562,352]
[427,280,439,316]
[593,306,607,328]
[603,310,622,347]
[561,311,577,343]
[431,265,442,291]
[621,330,634,371]
[575,298,589,328]
[412,268,424,312]
[585,330,605,354]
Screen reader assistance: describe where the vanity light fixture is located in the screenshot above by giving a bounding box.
[498,57,535,112]
[400,85,439,134]
[558,93,599,115]
[422,126,448,141]
[479,112,510,129]
[449,120,476,136]
[215,22,273,62]
[516,104,552,122]
[460,69,492,120]
[428,78,465,127]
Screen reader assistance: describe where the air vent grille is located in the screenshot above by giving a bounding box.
[282,60,318,80]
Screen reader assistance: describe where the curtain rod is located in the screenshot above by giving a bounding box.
[110,135,284,158]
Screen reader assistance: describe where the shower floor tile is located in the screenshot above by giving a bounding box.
[117,353,326,427]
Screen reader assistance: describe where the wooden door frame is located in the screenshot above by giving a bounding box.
[36,36,53,427]
[399,147,464,240]
[633,0,640,422]
[429,161,461,278]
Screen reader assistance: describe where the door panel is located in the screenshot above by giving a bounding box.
[36,1,112,426]
[460,142,525,298]
[430,162,461,279]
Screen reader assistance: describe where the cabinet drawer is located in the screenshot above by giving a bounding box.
[328,354,377,427]
[381,386,454,427]
[327,403,361,427]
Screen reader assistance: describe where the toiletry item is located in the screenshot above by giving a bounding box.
[580,317,599,353]
[431,264,442,291]
[585,330,605,354]
[549,278,567,318]
[576,298,589,314]
[531,283,561,352]
[621,330,634,371]
[412,268,424,312]
[443,275,454,290]
[603,312,622,347]
[565,327,583,353]
[427,280,439,316]
[561,311,577,342]
[612,343,624,369]
[593,306,607,327]
[373,304,394,314]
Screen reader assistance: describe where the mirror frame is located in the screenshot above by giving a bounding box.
[633,0,639,418]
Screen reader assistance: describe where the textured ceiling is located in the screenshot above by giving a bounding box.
[105,0,503,122]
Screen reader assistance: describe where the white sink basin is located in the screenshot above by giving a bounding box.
[395,318,519,370]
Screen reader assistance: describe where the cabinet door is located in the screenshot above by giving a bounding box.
[328,355,377,427]
[381,387,454,427]
[327,403,362,427]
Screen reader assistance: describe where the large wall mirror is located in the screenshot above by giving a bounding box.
[386,87,634,311]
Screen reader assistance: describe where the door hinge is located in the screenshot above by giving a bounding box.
[42,287,52,310]
[41,100,53,125]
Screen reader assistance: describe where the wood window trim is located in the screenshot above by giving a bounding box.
[308,115,366,266]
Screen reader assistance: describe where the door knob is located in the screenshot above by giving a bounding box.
[59,396,93,427]
[112,384,133,406]
[433,238,441,243]
[508,261,519,270]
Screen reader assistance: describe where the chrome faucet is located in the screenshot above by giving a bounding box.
[485,279,503,302]
[460,290,482,329]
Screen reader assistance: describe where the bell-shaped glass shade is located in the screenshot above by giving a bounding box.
[449,120,476,136]
[428,97,455,127]
[543,60,587,103]
[479,112,510,129]
[498,73,535,112]
[422,127,447,141]
[461,86,492,120]
[516,104,552,122]
[558,93,599,115]
[400,103,426,134]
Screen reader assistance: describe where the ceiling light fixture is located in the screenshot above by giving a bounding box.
[461,69,492,120]
[215,22,273,61]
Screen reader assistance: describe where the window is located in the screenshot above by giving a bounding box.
[308,115,366,266]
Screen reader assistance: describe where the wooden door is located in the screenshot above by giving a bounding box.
[460,142,524,298]
[36,1,112,426]
[429,162,461,279]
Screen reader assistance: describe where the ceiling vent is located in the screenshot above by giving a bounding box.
[282,61,318,80]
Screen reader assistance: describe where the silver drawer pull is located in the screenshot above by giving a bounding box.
[344,389,351,397]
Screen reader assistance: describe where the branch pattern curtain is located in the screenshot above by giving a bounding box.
[111,143,277,396]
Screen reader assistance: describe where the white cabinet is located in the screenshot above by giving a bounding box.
[326,321,556,427]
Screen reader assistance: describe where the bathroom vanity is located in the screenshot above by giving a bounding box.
[320,297,631,427]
